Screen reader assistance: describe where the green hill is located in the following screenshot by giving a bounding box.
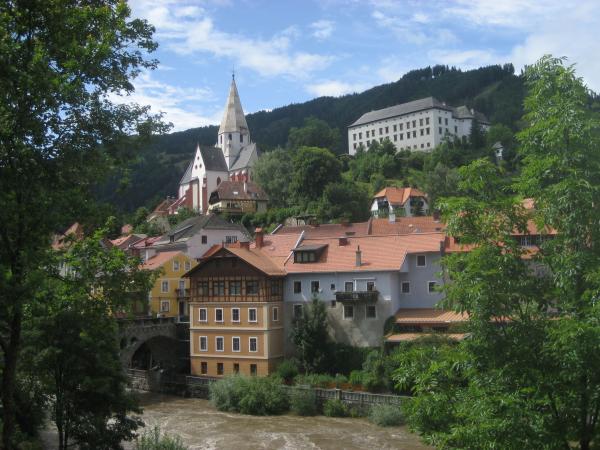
[98,63,524,213]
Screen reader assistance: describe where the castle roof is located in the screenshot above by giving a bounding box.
[218,77,249,134]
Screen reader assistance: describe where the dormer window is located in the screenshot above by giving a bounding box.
[294,251,317,263]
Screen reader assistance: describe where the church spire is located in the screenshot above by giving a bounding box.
[218,76,248,135]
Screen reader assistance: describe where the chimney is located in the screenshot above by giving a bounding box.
[338,236,348,246]
[355,245,362,267]
[255,227,264,248]
[389,212,396,223]
[433,210,441,222]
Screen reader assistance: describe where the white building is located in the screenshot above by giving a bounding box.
[371,187,429,218]
[347,97,490,155]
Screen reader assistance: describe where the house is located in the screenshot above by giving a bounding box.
[371,187,429,217]
[174,76,259,214]
[347,97,490,154]
[141,251,197,321]
[208,180,268,215]
[185,242,285,377]
[150,214,249,260]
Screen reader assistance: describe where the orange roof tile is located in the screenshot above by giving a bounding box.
[273,222,370,238]
[252,233,301,269]
[394,308,469,324]
[285,233,445,273]
[386,333,467,342]
[371,217,445,235]
[374,187,427,205]
[187,245,285,277]
[141,251,184,270]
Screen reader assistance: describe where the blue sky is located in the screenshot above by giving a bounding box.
[125,0,600,131]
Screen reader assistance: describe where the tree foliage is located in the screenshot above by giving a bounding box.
[290,297,331,373]
[290,147,342,206]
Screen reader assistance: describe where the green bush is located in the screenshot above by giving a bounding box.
[209,374,249,412]
[289,388,318,416]
[238,376,289,415]
[368,404,404,427]
[135,426,188,450]
[323,399,348,417]
[333,374,348,388]
[295,373,335,388]
[276,359,299,383]
[349,370,364,386]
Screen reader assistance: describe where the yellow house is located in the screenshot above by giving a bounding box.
[142,251,197,321]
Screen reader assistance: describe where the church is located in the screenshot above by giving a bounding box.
[171,76,260,214]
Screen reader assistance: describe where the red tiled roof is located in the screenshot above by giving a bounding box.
[285,233,445,273]
[374,187,427,205]
[141,251,184,270]
[52,222,84,250]
[394,308,469,325]
[386,333,467,342]
[188,245,285,277]
[210,180,268,202]
[273,221,370,238]
[251,233,302,269]
[371,217,445,235]
[131,235,163,249]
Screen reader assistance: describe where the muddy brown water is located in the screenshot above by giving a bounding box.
[42,391,431,449]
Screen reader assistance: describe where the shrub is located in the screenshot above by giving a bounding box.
[333,374,348,388]
[323,399,348,417]
[349,370,364,386]
[295,373,335,388]
[289,388,318,416]
[276,360,299,383]
[209,375,249,412]
[368,404,404,427]
[135,426,188,450]
[238,376,289,415]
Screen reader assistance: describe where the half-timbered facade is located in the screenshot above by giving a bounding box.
[185,243,285,377]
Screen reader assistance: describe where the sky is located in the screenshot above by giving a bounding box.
[125,0,600,131]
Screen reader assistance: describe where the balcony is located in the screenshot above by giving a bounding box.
[176,288,190,299]
[335,290,379,302]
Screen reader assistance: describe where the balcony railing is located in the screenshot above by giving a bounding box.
[176,288,190,298]
[335,290,379,302]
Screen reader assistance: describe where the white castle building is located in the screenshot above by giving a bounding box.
[347,97,489,155]
[173,76,259,213]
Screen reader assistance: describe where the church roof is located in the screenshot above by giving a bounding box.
[199,146,228,172]
[218,77,249,134]
[179,160,193,185]
[230,142,258,171]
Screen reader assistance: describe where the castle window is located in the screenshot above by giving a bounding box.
[228,133,232,140]
[240,134,243,143]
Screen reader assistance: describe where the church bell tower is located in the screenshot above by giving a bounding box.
[216,74,250,170]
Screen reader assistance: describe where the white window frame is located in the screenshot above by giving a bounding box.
[199,336,208,352]
[215,308,224,323]
[198,307,207,322]
[401,281,410,294]
[178,280,185,290]
[365,304,377,319]
[293,280,302,294]
[160,300,170,312]
[161,280,169,293]
[428,281,438,294]
[343,304,354,320]
[232,336,241,352]
[215,336,224,352]
[184,261,191,271]
[249,337,258,353]
[173,260,180,271]
[248,308,257,323]
[417,254,427,268]
[231,307,240,323]
[310,280,320,293]
[272,306,279,322]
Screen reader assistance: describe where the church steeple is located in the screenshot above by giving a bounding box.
[216,76,250,170]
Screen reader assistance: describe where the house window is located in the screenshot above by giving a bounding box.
[160,300,170,312]
[393,134,397,141]
[445,118,448,125]
[249,337,258,352]
[213,281,225,295]
[293,281,302,294]
[344,281,353,292]
[240,134,244,143]
[359,132,362,139]
[199,336,208,352]
[426,127,430,135]
[198,281,209,296]
[426,117,430,125]
[161,281,169,293]
[420,129,424,136]
[343,304,354,319]
[225,236,238,244]
[250,364,257,376]
[230,281,241,295]
[330,283,336,290]
[454,126,458,133]
[228,133,232,140]
[294,251,317,263]
[366,305,377,319]
[293,304,303,319]
[232,337,240,352]
[178,280,185,291]
[270,280,281,295]
[400,133,403,140]
[428,281,438,293]
[232,308,240,322]
[419,118,423,126]
[199,307,207,322]
[173,260,180,271]
[185,261,191,271]
[248,308,257,322]
[366,130,370,138]
[438,117,442,124]
[272,306,279,322]
[217,363,224,375]
[311,281,320,293]
[393,124,397,131]
[412,120,416,127]
[385,126,389,133]
[215,308,223,322]
[417,254,426,267]
[246,280,259,295]
[379,128,383,135]
[412,130,416,138]
[401,282,410,294]
[366,281,375,291]
[233,363,239,373]
[216,336,224,352]
[201,362,208,374]
[201,235,207,244]
[399,123,403,130]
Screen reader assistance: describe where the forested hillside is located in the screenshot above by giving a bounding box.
[99,63,525,213]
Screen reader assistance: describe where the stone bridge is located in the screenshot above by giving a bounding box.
[118,317,189,372]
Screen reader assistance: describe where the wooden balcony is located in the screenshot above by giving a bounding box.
[176,288,190,299]
[335,290,379,302]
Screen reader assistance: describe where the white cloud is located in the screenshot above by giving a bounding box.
[310,20,335,39]
[305,80,369,97]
